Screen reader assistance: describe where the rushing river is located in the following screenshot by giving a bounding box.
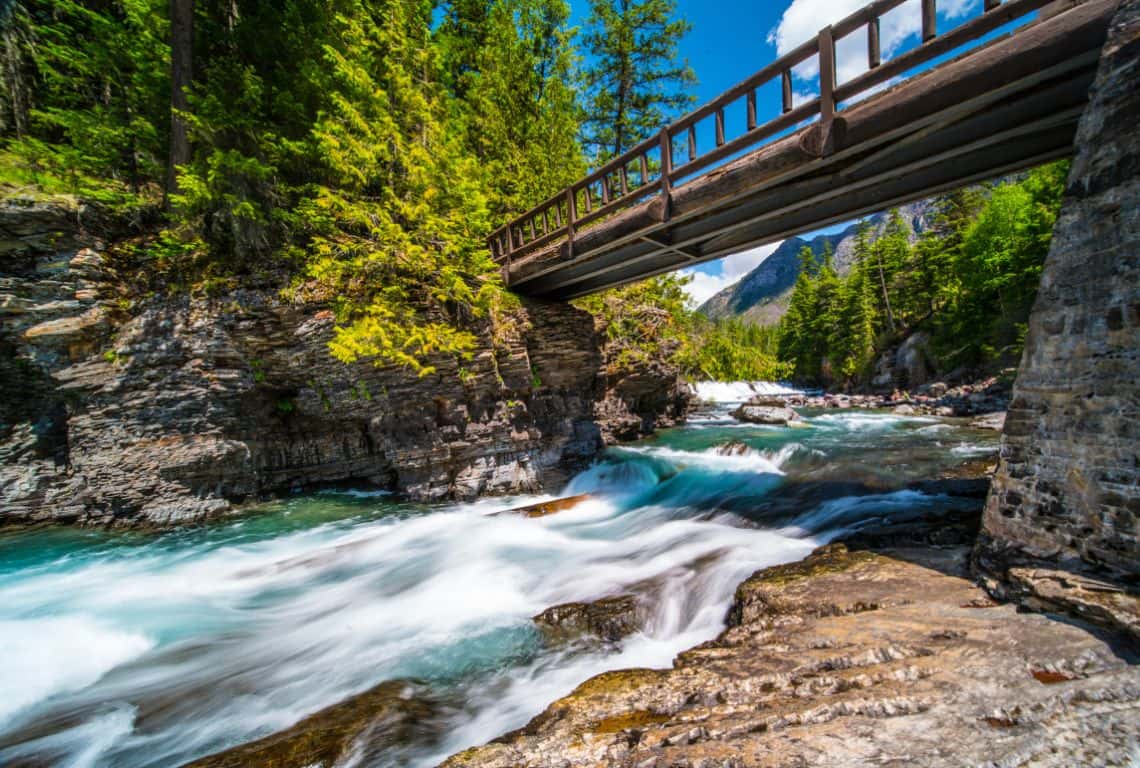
[0,384,999,767]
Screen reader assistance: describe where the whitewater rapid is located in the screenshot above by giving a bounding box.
[0,390,999,767]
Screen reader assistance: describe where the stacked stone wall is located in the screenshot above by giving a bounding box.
[978,0,1140,580]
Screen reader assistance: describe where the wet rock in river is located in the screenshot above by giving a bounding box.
[732,404,799,426]
[714,440,753,456]
[534,594,643,643]
[181,680,440,768]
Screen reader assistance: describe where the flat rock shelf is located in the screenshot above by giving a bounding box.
[444,544,1140,768]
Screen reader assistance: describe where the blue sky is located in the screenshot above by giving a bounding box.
[566,0,987,304]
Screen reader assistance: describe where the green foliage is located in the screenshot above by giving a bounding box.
[580,0,696,160]
[437,0,585,217]
[2,0,714,380]
[776,163,1069,388]
[928,162,1065,366]
[575,273,691,371]
[2,0,169,197]
[281,0,513,376]
[679,317,790,382]
[577,273,788,382]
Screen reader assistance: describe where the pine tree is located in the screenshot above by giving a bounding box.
[579,0,696,160]
[870,209,909,331]
[267,0,531,376]
[437,0,584,216]
[1,2,33,139]
[826,223,878,386]
[166,0,193,198]
[3,0,169,197]
[778,246,821,380]
[915,186,986,316]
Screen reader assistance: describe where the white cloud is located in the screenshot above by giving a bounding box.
[681,242,783,307]
[769,0,981,94]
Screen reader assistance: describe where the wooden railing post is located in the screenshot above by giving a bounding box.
[818,25,836,154]
[658,128,673,221]
[922,0,937,41]
[868,17,881,69]
[565,187,576,259]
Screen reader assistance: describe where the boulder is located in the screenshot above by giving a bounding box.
[182,680,438,768]
[893,331,934,389]
[918,381,949,398]
[732,405,799,425]
[743,395,788,408]
[533,594,642,643]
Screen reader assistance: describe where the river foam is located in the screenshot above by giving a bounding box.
[0,616,153,728]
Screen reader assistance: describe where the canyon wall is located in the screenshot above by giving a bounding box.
[0,203,689,526]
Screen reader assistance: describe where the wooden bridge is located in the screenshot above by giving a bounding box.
[490,0,1118,300]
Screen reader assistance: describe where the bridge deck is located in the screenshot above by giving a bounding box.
[492,0,1117,300]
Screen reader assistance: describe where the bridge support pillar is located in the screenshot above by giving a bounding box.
[975,0,1140,634]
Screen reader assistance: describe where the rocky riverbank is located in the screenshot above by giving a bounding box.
[726,377,1011,431]
[444,543,1139,768]
[0,199,691,526]
[783,375,1011,418]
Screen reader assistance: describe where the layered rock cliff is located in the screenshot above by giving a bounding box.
[0,200,690,526]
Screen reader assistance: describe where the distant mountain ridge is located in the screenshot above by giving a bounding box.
[698,199,934,326]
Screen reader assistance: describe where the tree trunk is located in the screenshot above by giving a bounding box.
[875,250,896,331]
[166,0,194,203]
[2,8,30,138]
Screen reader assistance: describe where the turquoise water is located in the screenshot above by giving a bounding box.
[0,396,998,767]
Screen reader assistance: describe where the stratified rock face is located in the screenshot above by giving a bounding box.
[978,0,1140,583]
[442,545,1140,768]
[0,203,690,526]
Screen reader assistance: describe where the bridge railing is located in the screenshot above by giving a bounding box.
[489,0,1057,267]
